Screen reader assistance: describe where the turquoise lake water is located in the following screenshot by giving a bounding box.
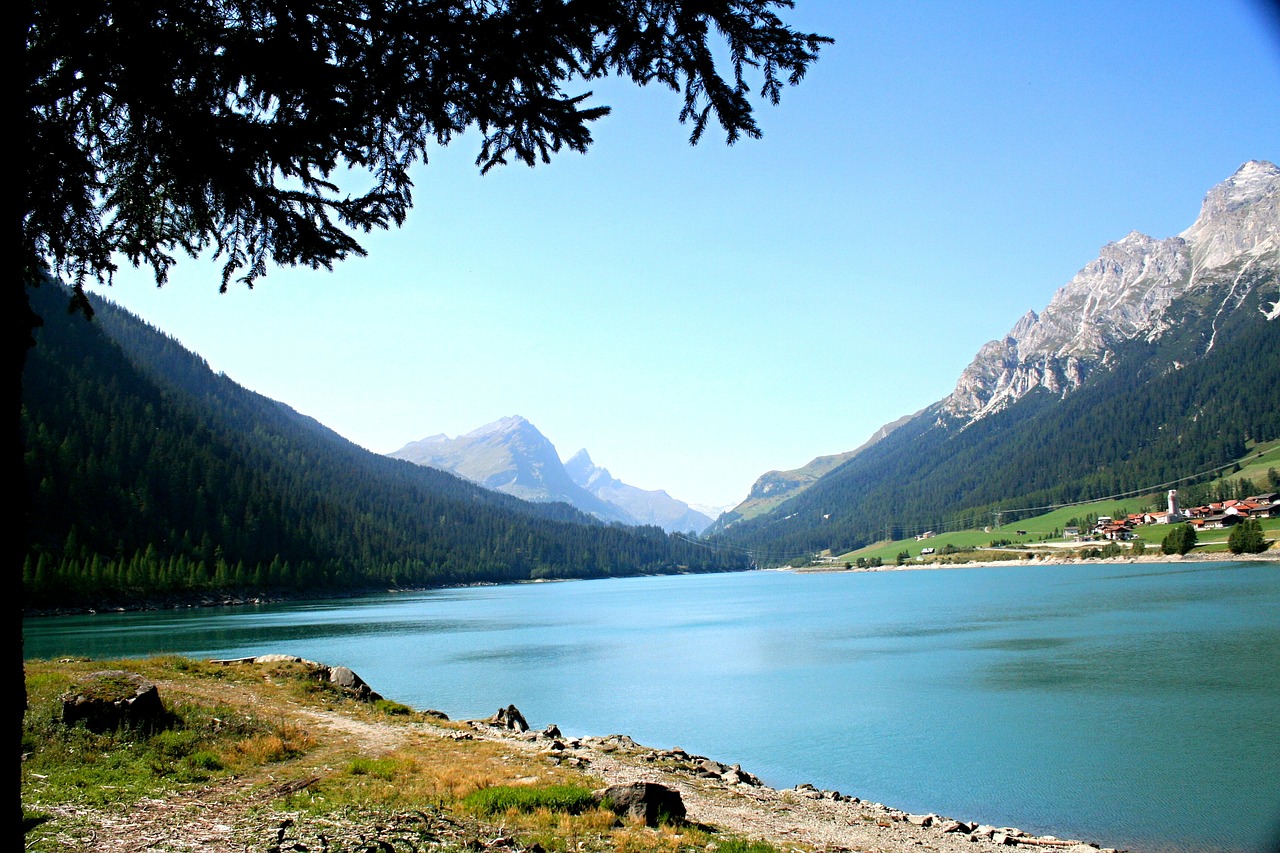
[24,561,1280,853]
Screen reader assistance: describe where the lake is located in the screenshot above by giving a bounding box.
[23,560,1280,853]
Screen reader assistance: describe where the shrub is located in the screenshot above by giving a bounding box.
[1228,519,1267,553]
[373,699,413,716]
[187,751,223,771]
[1161,523,1197,555]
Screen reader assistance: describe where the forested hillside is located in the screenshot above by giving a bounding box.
[713,278,1280,560]
[21,283,746,606]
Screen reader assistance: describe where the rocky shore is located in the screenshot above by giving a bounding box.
[27,654,1137,853]
[468,713,1123,853]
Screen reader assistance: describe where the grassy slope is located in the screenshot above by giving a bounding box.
[834,439,1280,564]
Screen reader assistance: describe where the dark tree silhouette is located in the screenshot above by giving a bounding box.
[18,0,830,835]
[24,1,830,296]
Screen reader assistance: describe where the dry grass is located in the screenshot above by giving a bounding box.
[221,723,316,766]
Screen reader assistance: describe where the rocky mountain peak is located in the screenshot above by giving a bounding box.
[466,414,533,437]
[941,161,1278,423]
[388,418,634,524]
[563,449,714,533]
[1180,160,1280,270]
[564,449,617,491]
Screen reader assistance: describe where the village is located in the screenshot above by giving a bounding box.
[1082,489,1280,541]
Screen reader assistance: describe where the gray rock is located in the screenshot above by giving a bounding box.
[327,665,383,701]
[696,758,728,776]
[593,782,686,826]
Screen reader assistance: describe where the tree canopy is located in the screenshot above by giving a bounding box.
[23,0,831,302]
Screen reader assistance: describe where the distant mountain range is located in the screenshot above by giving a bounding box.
[389,419,715,533]
[563,449,716,533]
[711,160,1280,558]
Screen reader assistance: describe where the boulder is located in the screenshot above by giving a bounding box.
[61,671,165,731]
[719,764,762,786]
[594,782,686,826]
[251,653,305,664]
[327,666,383,701]
[490,704,529,732]
[696,758,728,777]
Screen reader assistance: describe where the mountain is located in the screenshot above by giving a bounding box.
[388,418,635,524]
[713,161,1280,559]
[563,450,714,534]
[943,159,1279,423]
[21,285,748,605]
[713,411,917,528]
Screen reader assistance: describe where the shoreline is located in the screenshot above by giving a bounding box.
[474,719,1124,853]
[23,551,1277,617]
[793,549,1280,574]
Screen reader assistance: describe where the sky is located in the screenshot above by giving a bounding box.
[85,0,1280,511]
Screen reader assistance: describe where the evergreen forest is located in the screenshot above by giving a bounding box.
[22,283,747,607]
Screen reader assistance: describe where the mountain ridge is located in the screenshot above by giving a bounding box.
[390,418,714,532]
[940,160,1279,424]
[564,449,715,534]
[388,416,633,524]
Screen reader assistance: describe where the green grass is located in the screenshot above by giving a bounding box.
[348,757,399,781]
[372,698,414,716]
[461,784,598,816]
[1206,438,1280,492]
[22,659,315,809]
[832,439,1280,565]
[838,498,1278,563]
[836,496,1164,563]
[714,841,783,853]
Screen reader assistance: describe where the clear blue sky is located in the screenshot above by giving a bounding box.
[89,1,1280,510]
